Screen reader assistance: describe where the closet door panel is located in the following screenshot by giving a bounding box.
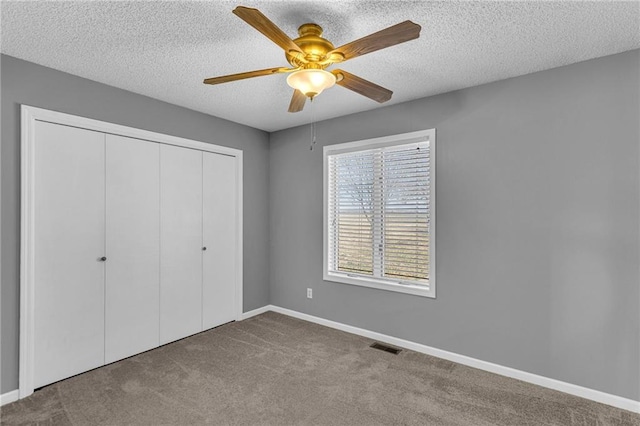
[202,152,237,329]
[160,145,203,344]
[105,135,160,364]
[33,121,106,388]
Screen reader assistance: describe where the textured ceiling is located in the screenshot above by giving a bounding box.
[2,1,639,132]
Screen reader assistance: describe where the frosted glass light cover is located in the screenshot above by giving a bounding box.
[286,69,336,98]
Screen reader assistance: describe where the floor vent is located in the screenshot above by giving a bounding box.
[370,342,402,355]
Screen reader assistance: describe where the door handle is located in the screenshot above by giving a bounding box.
[99,256,107,262]
[202,247,207,251]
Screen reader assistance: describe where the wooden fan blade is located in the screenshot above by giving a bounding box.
[288,89,307,113]
[233,6,305,59]
[203,67,295,85]
[332,70,392,103]
[329,21,421,61]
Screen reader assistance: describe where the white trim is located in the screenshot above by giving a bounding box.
[20,105,241,157]
[323,129,436,299]
[234,151,244,322]
[20,106,36,399]
[324,271,432,297]
[0,390,20,406]
[430,129,436,297]
[20,104,244,399]
[266,305,640,414]
[240,305,272,320]
[324,130,433,155]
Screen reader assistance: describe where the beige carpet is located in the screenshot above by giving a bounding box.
[1,311,638,425]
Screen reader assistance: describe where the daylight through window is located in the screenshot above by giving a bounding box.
[323,130,435,297]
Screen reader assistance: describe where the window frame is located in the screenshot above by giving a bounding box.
[323,129,436,298]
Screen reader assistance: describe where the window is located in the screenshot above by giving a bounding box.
[323,129,436,298]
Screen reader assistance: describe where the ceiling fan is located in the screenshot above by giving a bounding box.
[203,6,421,113]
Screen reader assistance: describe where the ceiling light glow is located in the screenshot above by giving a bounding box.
[286,69,336,99]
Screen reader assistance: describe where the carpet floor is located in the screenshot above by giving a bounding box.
[1,311,638,425]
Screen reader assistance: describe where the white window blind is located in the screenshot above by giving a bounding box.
[326,137,433,294]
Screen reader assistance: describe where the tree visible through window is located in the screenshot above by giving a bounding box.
[324,130,435,297]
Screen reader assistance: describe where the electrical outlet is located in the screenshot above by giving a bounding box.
[307,288,313,299]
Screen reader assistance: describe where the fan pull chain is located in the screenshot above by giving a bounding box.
[309,97,318,150]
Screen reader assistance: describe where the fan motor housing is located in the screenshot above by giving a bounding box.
[286,23,335,68]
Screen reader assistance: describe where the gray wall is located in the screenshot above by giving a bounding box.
[269,50,640,400]
[2,50,638,401]
[0,55,271,393]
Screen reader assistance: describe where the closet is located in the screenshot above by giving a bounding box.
[160,144,203,344]
[34,122,106,388]
[105,134,160,364]
[158,146,238,344]
[25,108,241,392]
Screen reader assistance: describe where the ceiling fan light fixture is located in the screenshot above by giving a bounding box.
[286,69,336,99]
[204,7,421,112]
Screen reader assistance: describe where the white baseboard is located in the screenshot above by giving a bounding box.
[261,304,640,414]
[1,389,19,406]
[240,305,272,320]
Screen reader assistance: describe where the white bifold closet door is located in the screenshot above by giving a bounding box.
[160,144,203,344]
[105,135,160,364]
[202,152,237,329]
[33,121,106,388]
[31,119,239,388]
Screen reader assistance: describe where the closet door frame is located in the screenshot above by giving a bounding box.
[20,105,243,399]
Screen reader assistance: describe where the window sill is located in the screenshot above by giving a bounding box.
[323,272,436,298]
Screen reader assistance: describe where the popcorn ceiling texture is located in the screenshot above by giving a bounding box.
[1,1,639,132]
